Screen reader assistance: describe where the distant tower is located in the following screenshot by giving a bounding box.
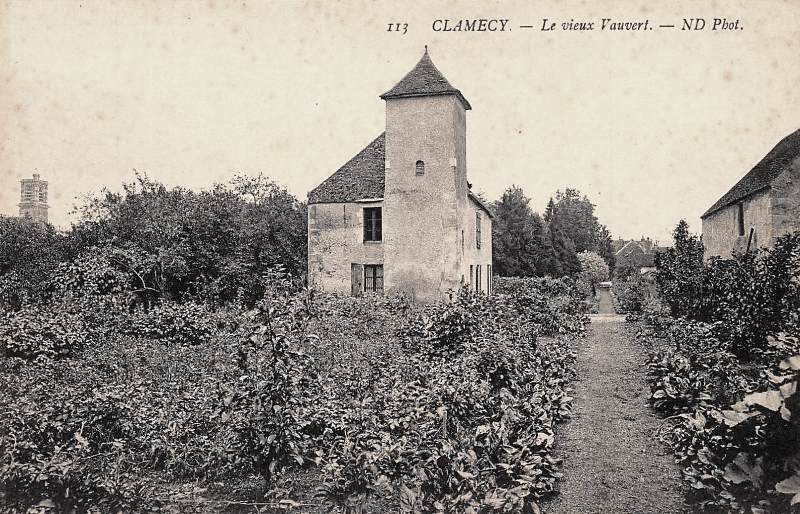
[18,173,49,223]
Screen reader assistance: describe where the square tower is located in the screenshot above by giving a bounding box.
[380,49,472,301]
[19,173,49,223]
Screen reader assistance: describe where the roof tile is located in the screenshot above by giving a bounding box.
[308,133,385,204]
[380,49,471,110]
[703,128,800,218]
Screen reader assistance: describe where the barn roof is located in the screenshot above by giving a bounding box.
[307,133,385,204]
[380,48,471,110]
[702,128,800,218]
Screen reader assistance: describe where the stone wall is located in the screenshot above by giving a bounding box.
[307,200,384,293]
[462,197,493,293]
[770,156,800,243]
[383,95,465,302]
[702,189,771,260]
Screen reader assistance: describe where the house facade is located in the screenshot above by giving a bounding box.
[701,128,800,260]
[307,49,493,302]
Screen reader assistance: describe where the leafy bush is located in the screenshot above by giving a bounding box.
[0,380,151,512]
[668,346,800,512]
[0,307,87,360]
[654,220,705,318]
[124,301,218,345]
[612,273,660,314]
[577,250,609,287]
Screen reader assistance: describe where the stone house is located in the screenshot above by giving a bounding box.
[307,49,493,302]
[613,238,666,275]
[701,128,800,260]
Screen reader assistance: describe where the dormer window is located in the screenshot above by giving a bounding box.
[415,160,425,175]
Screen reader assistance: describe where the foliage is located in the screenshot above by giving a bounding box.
[0,216,66,310]
[612,273,661,314]
[655,228,800,357]
[491,186,614,278]
[577,251,609,287]
[0,261,588,512]
[639,229,800,512]
[545,189,615,268]
[311,284,584,513]
[0,307,87,360]
[0,173,308,311]
[124,301,218,346]
[217,273,320,487]
[491,186,561,277]
[654,220,705,318]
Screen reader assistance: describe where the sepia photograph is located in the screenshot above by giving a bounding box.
[1,0,799,512]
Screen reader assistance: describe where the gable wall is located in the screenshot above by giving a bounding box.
[770,156,800,242]
[701,189,771,260]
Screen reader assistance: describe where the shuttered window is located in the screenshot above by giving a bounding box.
[363,207,382,242]
[476,212,482,249]
[364,264,383,292]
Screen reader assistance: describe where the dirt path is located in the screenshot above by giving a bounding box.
[543,288,685,514]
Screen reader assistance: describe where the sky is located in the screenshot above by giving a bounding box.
[1,0,799,244]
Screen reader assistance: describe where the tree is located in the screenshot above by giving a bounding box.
[0,216,67,309]
[654,220,705,317]
[547,188,614,266]
[577,251,610,286]
[70,172,307,305]
[491,186,561,277]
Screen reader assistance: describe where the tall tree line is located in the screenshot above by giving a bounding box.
[492,186,614,278]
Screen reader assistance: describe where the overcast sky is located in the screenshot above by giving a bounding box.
[2,0,799,244]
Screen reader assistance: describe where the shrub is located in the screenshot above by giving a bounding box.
[124,301,218,345]
[577,250,609,286]
[654,220,705,318]
[0,307,87,360]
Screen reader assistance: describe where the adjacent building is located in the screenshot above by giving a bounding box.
[613,237,667,275]
[18,173,49,223]
[701,128,800,260]
[307,49,493,302]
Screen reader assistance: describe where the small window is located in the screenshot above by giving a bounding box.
[415,160,425,175]
[476,265,482,293]
[476,212,482,249]
[363,207,382,242]
[737,203,745,236]
[364,264,383,292]
[469,265,474,291]
[488,265,492,295]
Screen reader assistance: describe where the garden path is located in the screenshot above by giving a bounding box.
[543,288,685,514]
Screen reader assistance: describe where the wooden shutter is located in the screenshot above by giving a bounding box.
[351,263,363,296]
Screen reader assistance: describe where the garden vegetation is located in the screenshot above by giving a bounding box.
[0,176,590,513]
[628,221,800,513]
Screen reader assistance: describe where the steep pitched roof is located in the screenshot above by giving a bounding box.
[380,49,472,110]
[702,128,800,218]
[308,133,385,204]
[469,191,495,219]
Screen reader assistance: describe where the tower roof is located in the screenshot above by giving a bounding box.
[380,48,471,110]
